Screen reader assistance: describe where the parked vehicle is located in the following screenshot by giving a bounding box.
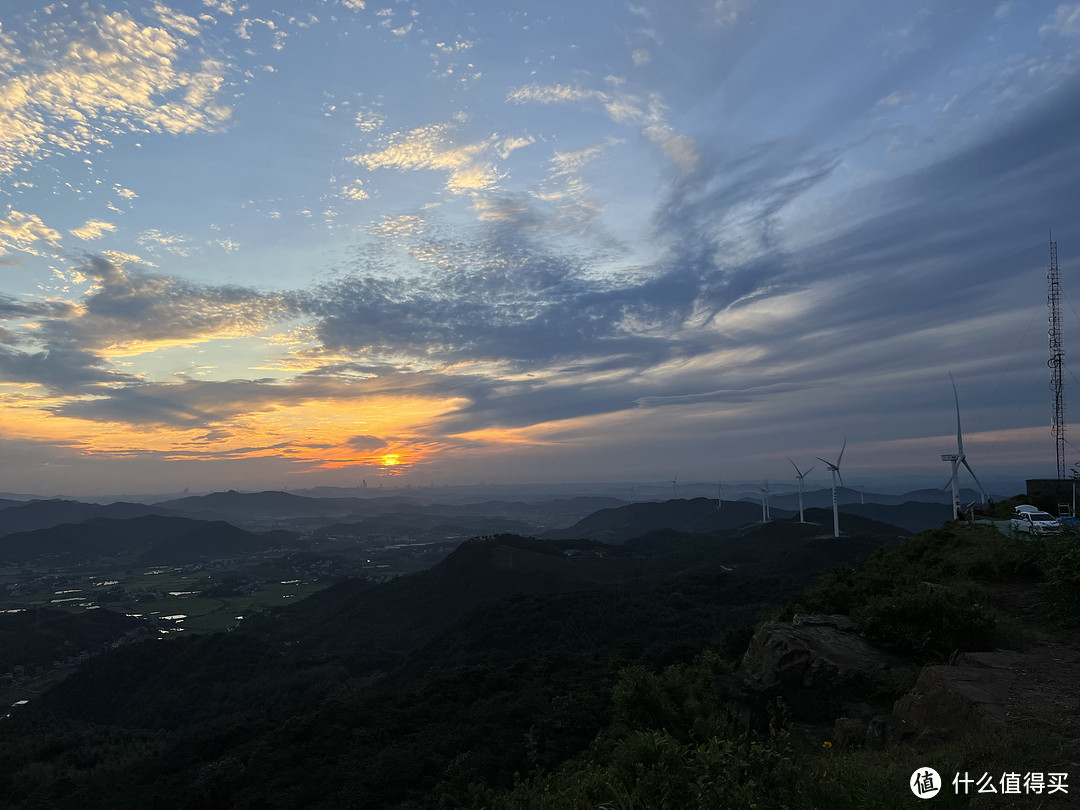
[1010,507,1063,535]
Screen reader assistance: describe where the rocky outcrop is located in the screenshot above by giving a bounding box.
[714,614,903,731]
[893,650,1027,737]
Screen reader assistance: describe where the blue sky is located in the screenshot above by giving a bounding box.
[1,0,1079,496]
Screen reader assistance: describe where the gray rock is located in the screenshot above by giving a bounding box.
[866,713,915,750]
[714,614,902,727]
[792,614,857,631]
[893,657,1018,736]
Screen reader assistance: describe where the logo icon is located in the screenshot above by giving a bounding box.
[911,768,942,798]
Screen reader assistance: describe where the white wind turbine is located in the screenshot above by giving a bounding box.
[788,458,815,523]
[758,480,772,524]
[671,473,678,499]
[717,479,723,512]
[816,438,846,538]
[942,374,986,520]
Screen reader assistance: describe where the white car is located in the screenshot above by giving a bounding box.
[1010,508,1063,535]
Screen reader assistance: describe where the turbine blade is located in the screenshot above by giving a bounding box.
[837,436,847,467]
[961,457,985,498]
[805,465,815,476]
[942,467,959,492]
[837,471,845,488]
[788,457,802,477]
[815,457,831,467]
[950,373,965,455]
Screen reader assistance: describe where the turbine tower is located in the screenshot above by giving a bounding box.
[816,439,846,538]
[1049,235,1066,481]
[942,373,986,519]
[788,458,815,523]
[717,479,722,512]
[758,481,771,524]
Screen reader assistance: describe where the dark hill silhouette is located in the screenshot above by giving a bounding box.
[246,534,641,664]
[0,499,179,537]
[801,507,912,537]
[315,497,630,540]
[0,514,295,564]
[416,496,627,521]
[758,486,982,510]
[316,513,538,540]
[840,501,952,533]
[152,489,367,518]
[0,607,145,673]
[22,520,911,807]
[141,522,294,564]
[545,497,787,544]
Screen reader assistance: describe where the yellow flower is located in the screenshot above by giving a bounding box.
[822,741,833,749]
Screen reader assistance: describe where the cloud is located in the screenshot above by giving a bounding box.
[298,83,1080,445]
[0,5,232,174]
[348,434,386,450]
[64,256,294,355]
[348,122,505,194]
[0,210,63,257]
[507,79,646,125]
[0,345,140,393]
[137,229,196,257]
[876,90,916,107]
[340,183,370,201]
[632,49,652,66]
[508,80,698,169]
[707,0,750,28]
[70,220,118,241]
[1042,3,1080,36]
[0,256,294,394]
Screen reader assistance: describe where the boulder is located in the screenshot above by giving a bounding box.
[715,614,902,729]
[893,651,1021,736]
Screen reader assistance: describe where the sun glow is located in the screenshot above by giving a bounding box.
[0,392,465,475]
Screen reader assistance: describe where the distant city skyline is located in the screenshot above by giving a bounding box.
[1,1,1079,495]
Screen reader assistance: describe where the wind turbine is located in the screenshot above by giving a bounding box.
[756,481,773,527]
[671,473,678,499]
[942,374,986,520]
[788,458,815,523]
[717,479,723,512]
[816,438,846,538]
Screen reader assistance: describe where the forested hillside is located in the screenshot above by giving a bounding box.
[3,515,1071,808]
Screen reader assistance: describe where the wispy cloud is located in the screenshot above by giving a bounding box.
[507,79,698,169]
[1042,3,1080,36]
[349,122,506,194]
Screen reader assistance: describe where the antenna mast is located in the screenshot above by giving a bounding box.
[1049,236,1066,480]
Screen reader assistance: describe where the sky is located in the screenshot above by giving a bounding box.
[1,0,1080,497]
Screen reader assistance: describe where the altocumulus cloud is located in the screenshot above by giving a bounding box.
[0,3,232,174]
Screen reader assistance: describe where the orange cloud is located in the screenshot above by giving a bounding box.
[0,390,469,475]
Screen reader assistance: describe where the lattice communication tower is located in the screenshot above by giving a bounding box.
[1049,237,1066,480]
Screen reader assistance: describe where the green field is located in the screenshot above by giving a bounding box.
[1,568,331,634]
